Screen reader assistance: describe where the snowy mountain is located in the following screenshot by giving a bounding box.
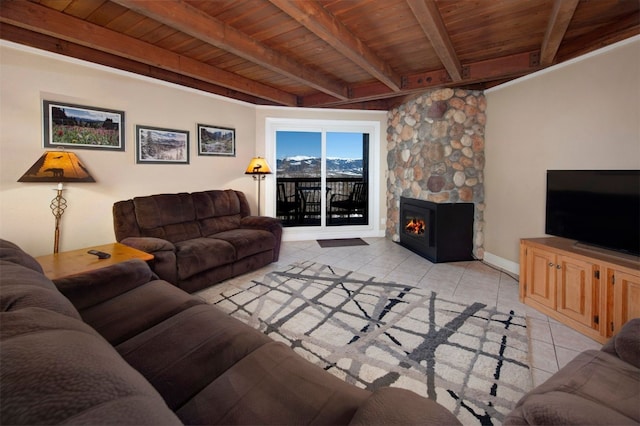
[276,156,362,177]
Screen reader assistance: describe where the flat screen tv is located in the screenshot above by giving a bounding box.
[546,170,640,256]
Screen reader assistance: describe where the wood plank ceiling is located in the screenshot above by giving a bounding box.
[1,0,638,110]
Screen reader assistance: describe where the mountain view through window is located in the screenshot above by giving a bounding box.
[276,131,364,178]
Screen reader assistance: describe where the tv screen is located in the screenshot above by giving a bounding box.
[545,170,640,256]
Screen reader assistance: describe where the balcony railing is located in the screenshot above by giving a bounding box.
[276,177,367,226]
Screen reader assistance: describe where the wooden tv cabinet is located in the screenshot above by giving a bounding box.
[520,237,640,344]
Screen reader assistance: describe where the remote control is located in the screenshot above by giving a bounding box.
[87,250,111,259]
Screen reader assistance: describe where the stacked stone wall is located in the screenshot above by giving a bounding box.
[386,88,486,259]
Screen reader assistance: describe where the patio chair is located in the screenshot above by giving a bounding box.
[329,181,367,224]
[297,184,323,224]
[277,183,299,224]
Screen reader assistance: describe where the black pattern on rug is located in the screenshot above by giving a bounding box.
[203,261,531,425]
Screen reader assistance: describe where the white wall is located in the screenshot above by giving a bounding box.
[484,36,640,272]
[0,41,387,256]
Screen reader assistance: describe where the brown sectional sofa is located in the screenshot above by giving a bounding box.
[113,189,282,293]
[0,239,460,425]
[505,318,640,425]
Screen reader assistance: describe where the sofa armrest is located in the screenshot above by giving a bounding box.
[240,216,283,261]
[349,387,461,425]
[240,215,281,230]
[601,318,640,369]
[121,237,176,253]
[53,259,158,311]
[120,237,179,285]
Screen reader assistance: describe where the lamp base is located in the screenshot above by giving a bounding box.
[51,188,67,254]
[252,175,266,216]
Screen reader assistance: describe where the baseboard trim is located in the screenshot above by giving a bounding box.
[282,228,385,242]
[483,252,520,277]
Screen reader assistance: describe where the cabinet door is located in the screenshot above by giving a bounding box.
[525,246,556,309]
[555,255,598,328]
[612,270,640,335]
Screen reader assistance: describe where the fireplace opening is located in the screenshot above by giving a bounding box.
[399,197,473,263]
[405,217,426,235]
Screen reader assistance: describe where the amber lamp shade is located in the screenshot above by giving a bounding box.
[244,157,272,216]
[244,157,272,175]
[18,151,96,183]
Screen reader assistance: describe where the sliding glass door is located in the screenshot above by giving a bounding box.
[326,132,368,227]
[273,131,368,227]
[266,118,380,239]
[275,131,322,226]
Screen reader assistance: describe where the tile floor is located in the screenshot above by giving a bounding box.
[232,237,602,388]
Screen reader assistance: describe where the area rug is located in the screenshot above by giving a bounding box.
[202,262,531,425]
[317,238,369,248]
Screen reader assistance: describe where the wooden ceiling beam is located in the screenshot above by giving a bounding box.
[540,0,580,66]
[0,1,297,106]
[111,0,349,100]
[302,50,540,107]
[406,0,463,82]
[0,24,279,106]
[267,0,402,92]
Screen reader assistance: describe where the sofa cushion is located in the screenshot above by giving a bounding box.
[349,387,461,425]
[133,193,200,242]
[508,391,637,426]
[0,260,81,319]
[193,190,243,234]
[176,341,370,425]
[116,304,272,410]
[0,307,181,425]
[209,229,276,260]
[175,237,236,280]
[80,280,205,345]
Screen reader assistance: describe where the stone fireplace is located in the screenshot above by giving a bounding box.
[386,88,486,259]
[399,197,473,263]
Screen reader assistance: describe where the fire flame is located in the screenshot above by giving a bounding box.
[405,218,426,235]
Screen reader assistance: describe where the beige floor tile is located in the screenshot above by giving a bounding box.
[528,338,558,374]
[555,346,583,370]
[550,322,602,352]
[527,317,553,344]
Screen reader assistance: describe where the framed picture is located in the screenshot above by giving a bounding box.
[135,125,189,164]
[43,100,125,151]
[197,124,235,156]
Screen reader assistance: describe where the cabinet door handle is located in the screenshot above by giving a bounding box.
[556,264,562,269]
[549,262,554,267]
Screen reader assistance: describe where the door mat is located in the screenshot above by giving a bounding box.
[317,238,369,248]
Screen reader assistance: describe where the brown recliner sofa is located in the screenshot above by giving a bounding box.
[505,317,640,425]
[113,189,282,293]
[0,239,460,425]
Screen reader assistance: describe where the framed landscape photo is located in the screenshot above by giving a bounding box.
[135,125,189,164]
[43,100,125,151]
[197,124,235,156]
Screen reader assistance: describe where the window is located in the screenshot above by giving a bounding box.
[265,118,380,240]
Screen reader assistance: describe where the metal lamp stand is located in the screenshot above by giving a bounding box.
[252,174,266,216]
[50,186,67,254]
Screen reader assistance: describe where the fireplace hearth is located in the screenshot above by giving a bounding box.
[399,197,474,263]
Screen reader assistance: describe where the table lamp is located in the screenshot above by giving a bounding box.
[18,150,96,253]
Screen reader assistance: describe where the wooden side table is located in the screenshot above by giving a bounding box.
[36,242,154,280]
